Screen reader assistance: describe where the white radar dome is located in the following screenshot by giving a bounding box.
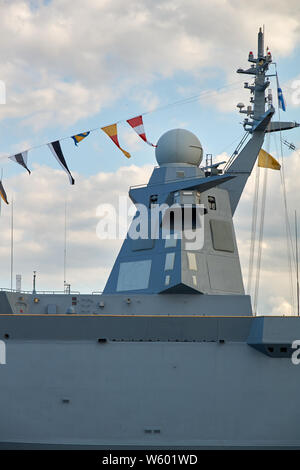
[155,128,203,167]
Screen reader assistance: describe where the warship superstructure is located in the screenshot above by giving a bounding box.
[1,28,300,449]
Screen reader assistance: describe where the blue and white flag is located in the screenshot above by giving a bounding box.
[277,75,286,112]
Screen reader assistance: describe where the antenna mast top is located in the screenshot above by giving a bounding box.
[258,27,264,58]
[222,27,298,214]
[236,27,273,132]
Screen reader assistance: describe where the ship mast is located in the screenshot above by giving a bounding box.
[253,27,268,120]
[221,28,274,213]
[236,27,272,132]
[222,27,298,214]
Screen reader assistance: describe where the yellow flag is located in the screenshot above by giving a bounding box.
[101,123,131,159]
[0,180,9,205]
[258,149,281,170]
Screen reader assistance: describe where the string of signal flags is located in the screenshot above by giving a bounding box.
[0,79,247,206]
[0,115,156,205]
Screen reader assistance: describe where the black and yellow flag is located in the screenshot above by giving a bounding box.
[258,149,281,170]
[0,180,9,205]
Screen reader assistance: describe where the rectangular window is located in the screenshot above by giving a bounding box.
[165,237,177,248]
[208,196,216,210]
[187,252,197,271]
[210,219,235,253]
[117,260,152,291]
[165,253,175,270]
[131,239,155,251]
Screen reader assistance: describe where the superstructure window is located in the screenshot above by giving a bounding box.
[208,196,216,210]
[210,220,235,253]
[149,194,158,206]
[165,253,175,271]
[187,252,197,271]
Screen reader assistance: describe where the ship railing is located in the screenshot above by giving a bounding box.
[0,288,81,295]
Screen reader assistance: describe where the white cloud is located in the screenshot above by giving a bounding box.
[121,127,143,151]
[269,296,293,316]
[0,0,300,127]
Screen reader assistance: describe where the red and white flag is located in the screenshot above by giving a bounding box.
[126,115,156,147]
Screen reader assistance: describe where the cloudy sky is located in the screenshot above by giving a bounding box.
[0,0,300,315]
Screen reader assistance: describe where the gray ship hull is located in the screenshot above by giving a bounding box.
[1,313,300,449]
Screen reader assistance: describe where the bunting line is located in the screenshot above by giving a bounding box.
[2,79,243,186]
[3,80,241,160]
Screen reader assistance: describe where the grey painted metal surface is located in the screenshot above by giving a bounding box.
[0,292,12,315]
[2,291,252,316]
[247,316,300,357]
[0,314,253,341]
[1,319,300,448]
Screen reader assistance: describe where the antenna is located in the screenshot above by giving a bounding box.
[33,271,37,295]
[296,211,299,316]
[258,26,264,58]
[282,139,296,151]
[10,198,14,291]
[236,27,272,132]
[205,153,213,167]
[64,200,67,293]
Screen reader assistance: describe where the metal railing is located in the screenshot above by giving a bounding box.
[0,288,81,295]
